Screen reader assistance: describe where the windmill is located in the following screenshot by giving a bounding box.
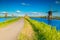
[12,14,15,17]
[48,0,60,20]
[47,5,58,20]
[0,12,8,18]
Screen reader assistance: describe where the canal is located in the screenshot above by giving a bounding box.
[0,18,13,22]
[31,18,60,30]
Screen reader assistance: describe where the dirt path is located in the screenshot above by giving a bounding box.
[18,19,36,40]
[0,18,24,40]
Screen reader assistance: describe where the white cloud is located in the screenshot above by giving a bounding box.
[1,11,7,13]
[21,3,26,5]
[32,12,41,16]
[16,10,21,13]
[32,12,38,14]
[32,12,40,15]
[53,12,60,16]
[56,1,60,4]
[21,3,30,6]
[31,12,47,16]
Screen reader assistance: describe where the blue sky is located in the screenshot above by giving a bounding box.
[0,0,60,16]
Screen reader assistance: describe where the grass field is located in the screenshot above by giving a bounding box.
[0,17,20,28]
[0,17,60,40]
[18,17,60,40]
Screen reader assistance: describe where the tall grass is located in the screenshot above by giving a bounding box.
[25,18,60,40]
[0,17,20,28]
[18,19,37,40]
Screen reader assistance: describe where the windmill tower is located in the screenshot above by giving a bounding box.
[5,13,8,18]
[0,12,8,18]
[12,14,14,17]
[48,5,52,20]
[48,6,58,20]
[48,11,52,20]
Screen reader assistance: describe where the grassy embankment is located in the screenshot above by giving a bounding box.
[18,17,60,40]
[0,17,20,28]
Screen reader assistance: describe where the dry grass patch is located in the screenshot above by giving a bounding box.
[18,19,37,40]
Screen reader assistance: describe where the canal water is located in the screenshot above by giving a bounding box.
[0,18,60,30]
[31,18,60,30]
[0,18,12,22]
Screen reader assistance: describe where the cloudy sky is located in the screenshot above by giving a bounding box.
[0,0,60,16]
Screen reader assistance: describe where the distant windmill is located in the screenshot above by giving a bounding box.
[47,5,58,20]
[12,14,15,17]
[0,11,8,18]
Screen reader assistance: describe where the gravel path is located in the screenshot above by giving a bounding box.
[0,18,24,40]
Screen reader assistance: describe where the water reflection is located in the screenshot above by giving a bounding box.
[48,20,52,25]
[31,18,60,30]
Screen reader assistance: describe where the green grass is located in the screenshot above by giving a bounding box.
[0,17,20,28]
[18,17,60,40]
[25,18,60,40]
